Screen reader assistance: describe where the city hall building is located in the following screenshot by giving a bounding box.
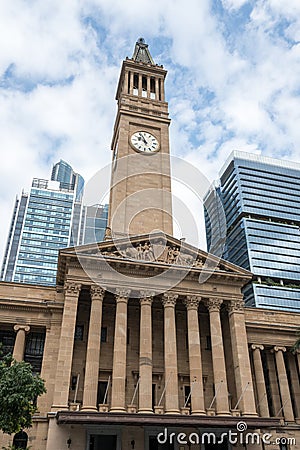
[0,39,299,450]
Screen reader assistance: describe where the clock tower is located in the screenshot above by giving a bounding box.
[108,38,173,237]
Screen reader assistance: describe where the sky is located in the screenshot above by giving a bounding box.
[1,0,300,263]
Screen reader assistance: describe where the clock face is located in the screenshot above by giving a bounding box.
[130,131,159,153]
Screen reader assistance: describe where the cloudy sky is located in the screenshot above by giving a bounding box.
[1,0,300,262]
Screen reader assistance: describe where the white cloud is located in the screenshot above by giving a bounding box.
[221,0,249,10]
[1,0,300,264]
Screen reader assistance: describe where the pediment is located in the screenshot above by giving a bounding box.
[58,231,251,278]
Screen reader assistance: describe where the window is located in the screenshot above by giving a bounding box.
[0,330,15,356]
[97,381,109,404]
[24,332,45,374]
[142,76,147,97]
[133,73,138,95]
[75,325,84,341]
[152,384,156,409]
[71,375,78,391]
[13,431,28,449]
[205,335,212,350]
[184,385,191,407]
[150,77,156,99]
[127,328,130,345]
[279,443,288,450]
[101,327,107,343]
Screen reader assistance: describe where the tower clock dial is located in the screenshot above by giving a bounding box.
[130,131,160,153]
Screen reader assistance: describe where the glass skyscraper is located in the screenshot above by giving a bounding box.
[1,160,109,286]
[204,151,300,312]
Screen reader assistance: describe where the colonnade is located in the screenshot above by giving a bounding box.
[250,344,299,421]
[49,282,299,421]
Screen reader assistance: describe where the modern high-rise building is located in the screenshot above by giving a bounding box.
[1,160,85,286]
[1,160,109,286]
[204,151,300,312]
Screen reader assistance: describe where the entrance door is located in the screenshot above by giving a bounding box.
[205,437,228,450]
[149,436,174,450]
[89,434,117,450]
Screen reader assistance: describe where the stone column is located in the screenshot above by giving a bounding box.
[110,288,131,412]
[205,298,230,415]
[251,345,269,417]
[273,346,294,422]
[183,295,205,415]
[51,282,81,411]
[228,299,257,416]
[138,73,142,97]
[124,70,129,95]
[266,351,281,416]
[287,353,300,420]
[160,77,165,101]
[82,286,105,411]
[147,76,151,99]
[138,291,154,413]
[162,293,179,414]
[13,324,30,361]
[37,324,60,414]
[129,70,134,95]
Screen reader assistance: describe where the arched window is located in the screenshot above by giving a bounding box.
[13,430,28,449]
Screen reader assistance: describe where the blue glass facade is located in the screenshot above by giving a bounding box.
[1,161,84,286]
[13,183,75,285]
[81,204,109,244]
[204,151,300,312]
[1,160,109,286]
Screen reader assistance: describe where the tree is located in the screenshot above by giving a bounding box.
[0,353,46,435]
[292,328,300,354]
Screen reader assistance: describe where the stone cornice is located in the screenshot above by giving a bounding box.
[56,411,281,429]
[0,300,63,312]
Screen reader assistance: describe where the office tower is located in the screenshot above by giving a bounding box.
[81,204,109,244]
[1,160,84,286]
[204,150,300,312]
[51,159,84,201]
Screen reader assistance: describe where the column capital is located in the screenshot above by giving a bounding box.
[251,344,264,351]
[14,324,30,333]
[183,295,201,310]
[205,298,223,312]
[64,281,81,296]
[140,290,155,304]
[273,346,286,353]
[115,288,131,303]
[90,285,105,301]
[227,298,244,313]
[162,292,178,308]
[140,296,154,306]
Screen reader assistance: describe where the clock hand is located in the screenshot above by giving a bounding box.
[139,132,147,145]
